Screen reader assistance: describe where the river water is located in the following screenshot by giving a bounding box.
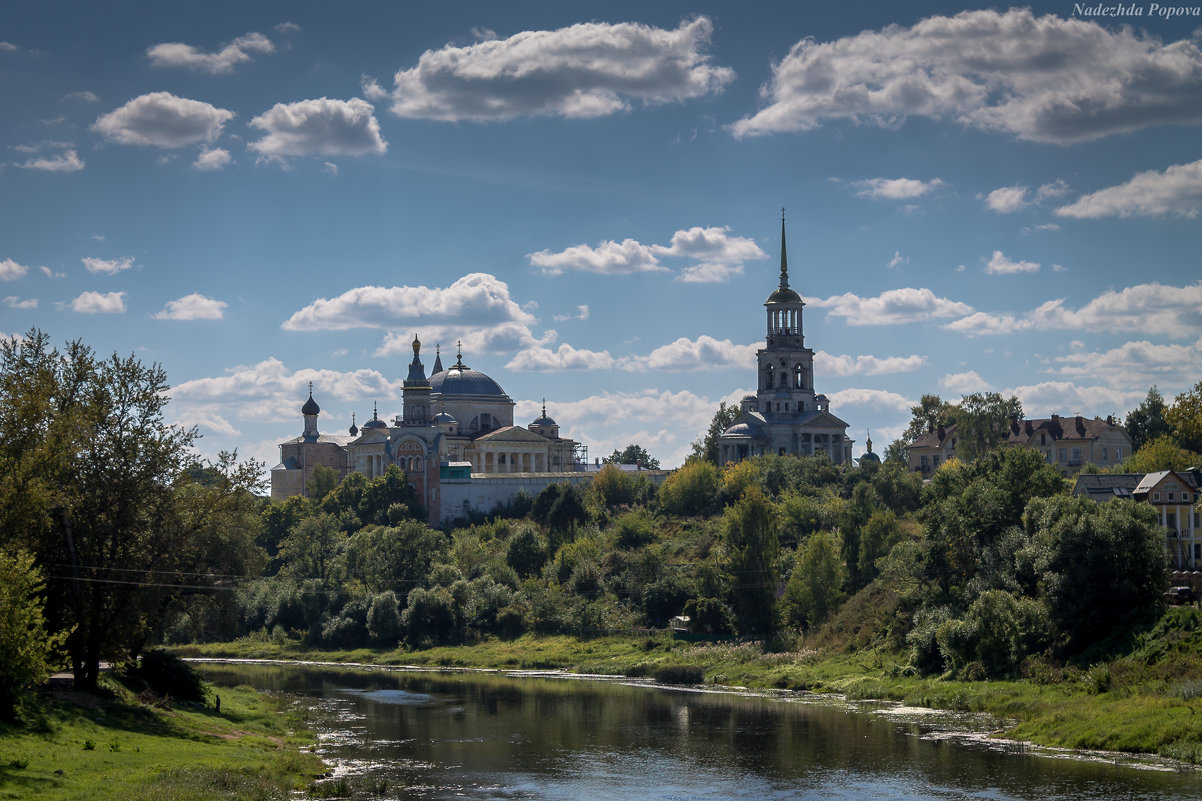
[197,662,1201,800]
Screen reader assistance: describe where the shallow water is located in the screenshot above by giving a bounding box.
[198,662,1202,800]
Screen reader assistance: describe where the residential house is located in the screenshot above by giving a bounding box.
[1072,469,1202,569]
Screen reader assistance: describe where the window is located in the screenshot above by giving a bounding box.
[921,455,929,470]
[1040,433,1046,445]
[1168,491,1176,502]
[1071,447,1081,463]
[784,403,789,411]
[1058,448,1066,462]
[1045,450,1052,462]
[933,455,941,468]
[1102,447,1109,460]
[1184,492,1192,502]
[1154,492,1160,502]
[1116,447,1123,460]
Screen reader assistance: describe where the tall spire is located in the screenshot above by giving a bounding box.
[779,207,789,292]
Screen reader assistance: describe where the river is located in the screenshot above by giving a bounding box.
[197,662,1201,800]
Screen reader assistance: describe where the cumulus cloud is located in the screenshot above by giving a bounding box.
[283,273,536,332]
[553,305,589,322]
[376,323,553,358]
[506,343,617,371]
[147,31,275,74]
[153,293,228,320]
[370,17,733,122]
[1055,159,1202,218]
[939,370,991,394]
[249,98,387,160]
[984,181,1068,213]
[68,291,126,314]
[853,177,943,200]
[815,351,926,375]
[529,239,665,276]
[1003,380,1144,420]
[731,8,1202,143]
[1049,340,1200,387]
[13,148,84,172]
[93,92,234,148]
[944,281,1202,337]
[193,146,231,170]
[63,90,99,103]
[0,258,30,280]
[3,296,37,309]
[82,256,135,275]
[984,250,1040,275]
[531,225,765,281]
[810,287,974,325]
[825,388,913,413]
[628,336,758,372]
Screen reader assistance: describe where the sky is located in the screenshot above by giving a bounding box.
[2,0,1201,473]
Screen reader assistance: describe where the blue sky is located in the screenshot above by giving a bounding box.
[3,0,1201,471]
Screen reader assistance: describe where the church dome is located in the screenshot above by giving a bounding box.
[430,351,508,397]
[301,391,320,416]
[432,411,457,425]
[766,286,802,304]
[723,420,761,438]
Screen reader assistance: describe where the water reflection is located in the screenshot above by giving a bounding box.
[198,663,1199,801]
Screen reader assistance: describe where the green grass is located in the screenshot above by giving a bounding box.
[0,680,324,801]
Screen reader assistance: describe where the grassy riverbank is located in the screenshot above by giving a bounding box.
[176,603,1202,766]
[0,680,324,801]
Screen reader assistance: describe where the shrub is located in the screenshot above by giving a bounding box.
[654,665,704,685]
[134,649,206,703]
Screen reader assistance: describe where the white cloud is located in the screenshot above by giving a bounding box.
[731,8,1202,143]
[147,31,275,74]
[0,42,17,52]
[985,186,1029,213]
[14,148,84,172]
[506,343,617,371]
[944,281,1202,337]
[93,92,234,148]
[193,146,231,170]
[825,388,913,414]
[1055,159,1202,218]
[984,250,1040,275]
[553,305,589,322]
[939,370,991,394]
[853,177,943,200]
[68,291,126,314]
[39,265,64,279]
[249,98,387,160]
[676,262,744,283]
[810,287,974,325]
[1003,381,1144,420]
[1048,340,1200,388]
[373,17,733,122]
[529,238,665,276]
[82,256,135,275]
[815,351,926,376]
[628,335,758,372]
[653,226,767,263]
[885,251,908,270]
[285,273,556,360]
[323,161,338,176]
[0,258,30,280]
[153,293,228,320]
[3,296,37,309]
[63,90,99,103]
[1035,180,1069,201]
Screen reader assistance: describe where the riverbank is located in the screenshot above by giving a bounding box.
[176,607,1202,766]
[0,679,324,801]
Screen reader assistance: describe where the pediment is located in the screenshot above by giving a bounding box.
[474,425,550,444]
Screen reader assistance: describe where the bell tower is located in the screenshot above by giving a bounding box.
[757,211,816,418]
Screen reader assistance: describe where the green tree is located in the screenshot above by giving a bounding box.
[781,530,846,630]
[903,394,955,443]
[722,487,779,635]
[0,549,68,719]
[1167,380,1202,453]
[1125,386,1172,453]
[605,444,660,470]
[279,513,346,585]
[659,459,720,516]
[358,464,420,526]
[592,463,636,508]
[0,330,229,691]
[343,520,448,595]
[1123,434,1202,473]
[1023,494,1166,653]
[949,392,1023,462]
[691,401,740,465]
[309,464,341,501]
[858,509,903,584]
[506,525,547,579]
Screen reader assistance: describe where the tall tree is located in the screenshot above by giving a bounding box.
[902,394,955,443]
[722,487,779,635]
[691,401,740,465]
[781,531,846,630]
[949,392,1023,462]
[1166,381,1202,454]
[0,330,221,690]
[605,444,660,470]
[1125,386,1172,453]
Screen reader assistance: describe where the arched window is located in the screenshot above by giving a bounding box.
[794,364,804,389]
[763,364,774,390]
